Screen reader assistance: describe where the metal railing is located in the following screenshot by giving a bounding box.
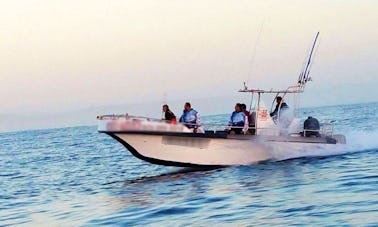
[97,114,336,136]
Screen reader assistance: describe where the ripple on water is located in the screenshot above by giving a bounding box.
[0,104,378,226]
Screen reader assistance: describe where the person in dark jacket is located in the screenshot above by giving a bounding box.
[270,96,289,119]
[240,103,252,126]
[162,104,176,123]
[241,103,254,134]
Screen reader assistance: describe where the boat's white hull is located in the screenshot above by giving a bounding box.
[107,132,341,167]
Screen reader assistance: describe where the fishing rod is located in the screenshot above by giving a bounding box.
[299,32,320,85]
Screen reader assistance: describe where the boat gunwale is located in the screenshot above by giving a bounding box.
[99,130,229,139]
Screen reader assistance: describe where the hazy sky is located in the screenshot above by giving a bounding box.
[1,0,377,116]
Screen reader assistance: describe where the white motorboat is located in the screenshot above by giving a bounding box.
[97,32,346,167]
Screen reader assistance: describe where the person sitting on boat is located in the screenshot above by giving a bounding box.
[179,102,204,133]
[162,104,177,123]
[241,103,255,134]
[270,96,289,120]
[240,103,252,125]
[227,103,249,134]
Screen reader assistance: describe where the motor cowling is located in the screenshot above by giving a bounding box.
[303,116,320,137]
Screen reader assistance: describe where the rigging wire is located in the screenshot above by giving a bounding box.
[246,20,265,87]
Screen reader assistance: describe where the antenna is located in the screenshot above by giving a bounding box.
[246,21,264,87]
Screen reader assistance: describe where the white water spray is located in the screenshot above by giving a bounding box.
[267,130,378,162]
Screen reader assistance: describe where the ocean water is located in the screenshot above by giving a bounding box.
[1,103,377,226]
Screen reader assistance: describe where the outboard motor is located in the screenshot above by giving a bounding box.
[303,116,320,137]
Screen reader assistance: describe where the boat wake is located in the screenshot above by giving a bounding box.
[268,130,378,162]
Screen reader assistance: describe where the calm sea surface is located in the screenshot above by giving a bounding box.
[1,103,377,226]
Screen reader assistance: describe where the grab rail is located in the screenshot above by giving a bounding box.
[97,114,336,136]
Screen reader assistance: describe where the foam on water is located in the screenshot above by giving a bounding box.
[266,129,378,162]
[345,129,378,150]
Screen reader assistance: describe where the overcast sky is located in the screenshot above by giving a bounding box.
[1,0,377,118]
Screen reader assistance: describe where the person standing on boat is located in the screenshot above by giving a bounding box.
[179,102,203,133]
[228,103,249,134]
[162,104,177,123]
[270,96,289,119]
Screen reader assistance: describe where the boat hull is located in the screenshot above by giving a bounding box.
[105,132,343,167]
